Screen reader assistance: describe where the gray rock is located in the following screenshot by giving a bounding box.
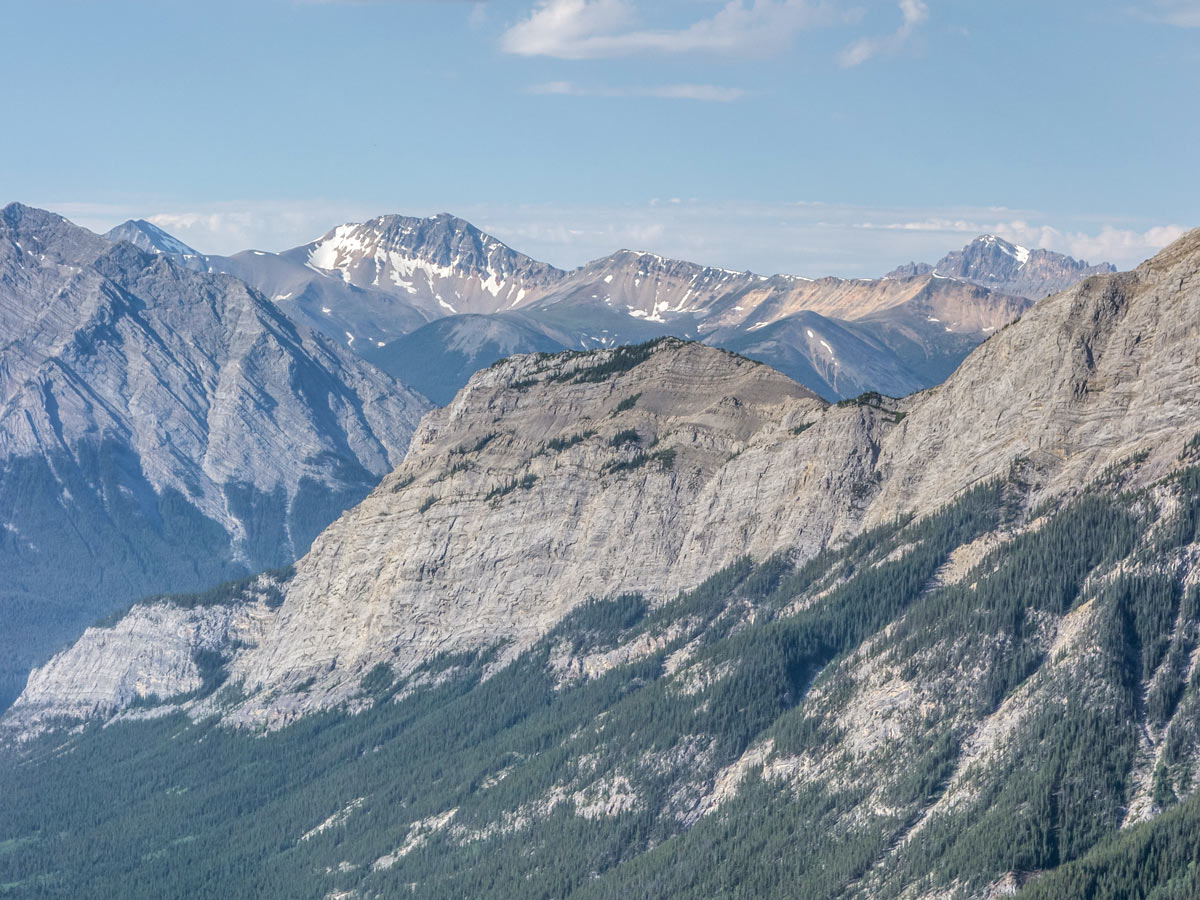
[926,234,1115,299]
[227,227,1200,725]
[0,203,431,708]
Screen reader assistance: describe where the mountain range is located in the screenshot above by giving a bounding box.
[3,224,1199,899]
[0,205,1114,710]
[128,214,1098,403]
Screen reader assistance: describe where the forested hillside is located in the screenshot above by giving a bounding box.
[3,453,1199,898]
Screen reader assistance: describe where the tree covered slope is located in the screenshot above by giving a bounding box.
[3,453,1200,898]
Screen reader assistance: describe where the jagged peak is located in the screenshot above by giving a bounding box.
[1,201,74,234]
[304,212,557,274]
[1,202,110,264]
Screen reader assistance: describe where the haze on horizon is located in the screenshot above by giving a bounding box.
[4,0,1197,276]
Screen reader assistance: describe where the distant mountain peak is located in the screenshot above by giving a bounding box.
[887,234,1116,300]
[1,201,111,264]
[972,233,1031,264]
[297,213,565,318]
[104,219,199,257]
[1,201,73,235]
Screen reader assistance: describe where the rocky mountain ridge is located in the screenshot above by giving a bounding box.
[11,227,1197,732]
[0,203,431,708]
[116,213,1074,400]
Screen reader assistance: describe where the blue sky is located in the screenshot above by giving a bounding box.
[3,0,1197,275]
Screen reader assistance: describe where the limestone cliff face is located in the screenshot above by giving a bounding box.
[870,228,1200,525]
[215,227,1200,725]
[0,205,429,537]
[7,574,283,736]
[0,202,431,710]
[11,229,1200,731]
[227,341,862,724]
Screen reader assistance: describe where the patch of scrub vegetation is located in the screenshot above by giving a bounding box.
[836,391,907,424]
[612,394,641,415]
[452,433,500,456]
[541,431,597,455]
[485,473,538,502]
[602,448,677,475]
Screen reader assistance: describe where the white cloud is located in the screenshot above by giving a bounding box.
[1141,1,1200,26]
[529,80,747,101]
[501,0,847,59]
[839,0,928,66]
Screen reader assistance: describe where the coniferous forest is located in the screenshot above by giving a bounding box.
[4,461,1200,899]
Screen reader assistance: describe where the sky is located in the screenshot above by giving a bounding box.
[3,0,1198,276]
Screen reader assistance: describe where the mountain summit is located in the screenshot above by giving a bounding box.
[889,234,1116,299]
[104,218,200,257]
[294,213,566,319]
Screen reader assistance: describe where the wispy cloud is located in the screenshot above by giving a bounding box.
[501,0,849,59]
[529,80,747,101]
[839,0,928,66]
[1136,1,1200,26]
[459,201,1187,275]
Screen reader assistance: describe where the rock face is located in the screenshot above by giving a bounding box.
[890,234,1117,300]
[869,228,1200,523]
[15,226,1185,731]
[7,573,285,735]
[0,203,431,708]
[228,341,855,725]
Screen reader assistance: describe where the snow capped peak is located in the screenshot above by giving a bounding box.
[974,234,1031,265]
[300,214,565,316]
[105,219,200,257]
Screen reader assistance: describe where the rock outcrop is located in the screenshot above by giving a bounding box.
[7,573,284,735]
